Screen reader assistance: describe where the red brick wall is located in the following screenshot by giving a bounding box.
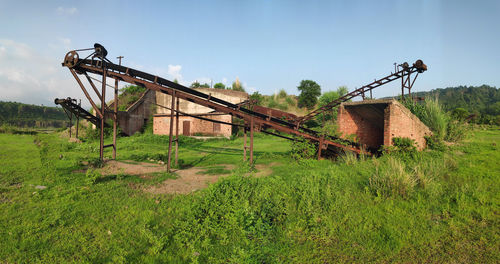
[338,100,432,150]
[337,105,384,149]
[153,114,232,138]
[385,102,432,150]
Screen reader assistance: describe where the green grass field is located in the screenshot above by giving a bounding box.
[0,128,499,263]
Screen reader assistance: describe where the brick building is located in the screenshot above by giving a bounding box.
[153,88,248,138]
[337,99,431,150]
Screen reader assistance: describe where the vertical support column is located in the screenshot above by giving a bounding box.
[167,92,176,172]
[250,117,254,164]
[370,89,373,99]
[113,77,118,160]
[243,127,247,161]
[76,99,80,138]
[100,67,107,161]
[317,136,324,160]
[175,97,180,166]
[401,68,404,100]
[407,71,412,100]
[69,113,73,138]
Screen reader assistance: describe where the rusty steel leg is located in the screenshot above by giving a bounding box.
[167,92,176,172]
[69,113,72,138]
[243,127,247,161]
[76,99,80,138]
[401,69,404,99]
[70,69,102,118]
[113,77,118,160]
[250,118,254,164]
[175,97,179,166]
[317,136,324,160]
[100,68,107,161]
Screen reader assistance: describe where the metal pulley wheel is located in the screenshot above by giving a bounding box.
[63,51,79,68]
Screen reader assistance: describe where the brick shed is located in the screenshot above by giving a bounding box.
[154,113,232,138]
[337,99,431,150]
[154,88,248,138]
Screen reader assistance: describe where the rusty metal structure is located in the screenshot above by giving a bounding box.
[294,60,427,125]
[60,43,426,168]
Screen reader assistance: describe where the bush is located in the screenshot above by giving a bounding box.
[249,92,264,106]
[290,139,317,161]
[425,135,447,151]
[285,96,295,106]
[392,137,417,153]
[278,89,287,98]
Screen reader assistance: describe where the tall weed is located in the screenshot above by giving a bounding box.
[370,157,416,198]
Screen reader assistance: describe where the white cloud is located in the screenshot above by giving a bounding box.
[57,7,78,15]
[0,39,83,106]
[167,64,182,82]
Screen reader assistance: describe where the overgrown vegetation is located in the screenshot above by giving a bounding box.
[412,85,500,125]
[117,85,147,111]
[0,125,498,262]
[402,96,469,147]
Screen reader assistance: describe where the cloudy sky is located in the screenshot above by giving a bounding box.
[0,0,499,107]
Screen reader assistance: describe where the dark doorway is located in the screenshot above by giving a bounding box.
[213,123,221,134]
[183,121,190,136]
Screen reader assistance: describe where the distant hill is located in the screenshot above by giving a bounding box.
[412,85,500,114]
[0,101,68,128]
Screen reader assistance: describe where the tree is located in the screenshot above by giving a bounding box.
[297,80,321,109]
[190,81,210,88]
[317,86,349,121]
[249,92,264,105]
[190,81,201,88]
[231,78,246,92]
[213,82,226,89]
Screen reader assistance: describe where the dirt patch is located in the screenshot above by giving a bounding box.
[99,160,166,176]
[252,162,281,178]
[145,162,281,195]
[145,164,235,195]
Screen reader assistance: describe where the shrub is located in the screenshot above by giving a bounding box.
[285,96,295,106]
[290,139,317,161]
[249,92,264,106]
[278,89,287,98]
[267,98,279,109]
[392,137,417,153]
[425,135,446,151]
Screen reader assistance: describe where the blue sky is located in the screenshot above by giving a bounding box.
[0,0,499,107]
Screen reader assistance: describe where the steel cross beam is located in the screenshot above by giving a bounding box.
[297,60,427,124]
[69,60,366,155]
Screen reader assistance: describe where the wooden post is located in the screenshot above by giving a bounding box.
[250,117,254,164]
[175,97,179,166]
[243,127,247,161]
[167,92,176,172]
[99,67,107,162]
[113,77,118,160]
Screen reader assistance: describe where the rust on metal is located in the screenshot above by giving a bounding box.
[61,44,427,162]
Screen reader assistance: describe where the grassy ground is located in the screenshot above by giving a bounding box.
[0,128,498,263]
